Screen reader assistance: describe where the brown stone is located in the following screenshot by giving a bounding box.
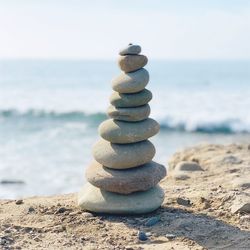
[85,161,166,194]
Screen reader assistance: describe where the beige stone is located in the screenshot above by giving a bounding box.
[78,183,165,214]
[112,68,149,94]
[118,55,148,73]
[92,139,155,169]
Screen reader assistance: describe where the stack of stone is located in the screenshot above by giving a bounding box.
[78,44,166,214]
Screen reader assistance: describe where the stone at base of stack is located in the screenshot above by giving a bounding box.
[78,183,164,214]
[78,44,166,214]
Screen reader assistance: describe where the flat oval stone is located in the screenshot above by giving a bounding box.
[98,118,159,143]
[119,44,141,56]
[112,68,149,94]
[118,55,148,73]
[92,139,155,169]
[107,104,150,122]
[110,89,152,108]
[86,161,167,194]
[78,183,165,214]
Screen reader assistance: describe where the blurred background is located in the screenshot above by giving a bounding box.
[0,0,250,198]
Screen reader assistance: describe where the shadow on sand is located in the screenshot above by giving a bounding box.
[100,206,250,249]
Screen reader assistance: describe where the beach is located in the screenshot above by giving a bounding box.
[1,1,250,249]
[0,143,249,249]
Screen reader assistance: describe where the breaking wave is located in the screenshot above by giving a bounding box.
[1,109,249,134]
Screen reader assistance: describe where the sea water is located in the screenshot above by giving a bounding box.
[0,60,250,198]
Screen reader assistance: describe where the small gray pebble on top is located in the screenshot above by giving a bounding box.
[119,44,141,55]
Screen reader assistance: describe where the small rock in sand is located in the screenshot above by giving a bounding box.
[232,178,250,189]
[0,236,14,245]
[55,207,67,214]
[15,200,23,205]
[175,161,203,172]
[231,192,250,213]
[177,197,191,206]
[28,207,35,213]
[138,231,148,241]
[222,155,242,165]
[165,234,176,240]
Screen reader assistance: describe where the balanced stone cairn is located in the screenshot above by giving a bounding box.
[78,44,166,214]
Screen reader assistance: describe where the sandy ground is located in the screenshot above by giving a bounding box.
[0,144,250,250]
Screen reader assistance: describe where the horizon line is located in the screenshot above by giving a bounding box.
[0,57,250,62]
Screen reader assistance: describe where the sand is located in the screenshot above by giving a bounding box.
[0,143,249,250]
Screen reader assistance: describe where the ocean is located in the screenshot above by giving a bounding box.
[0,60,250,199]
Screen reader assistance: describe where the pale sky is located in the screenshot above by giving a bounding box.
[0,0,250,59]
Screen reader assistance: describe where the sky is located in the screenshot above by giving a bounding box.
[0,0,250,60]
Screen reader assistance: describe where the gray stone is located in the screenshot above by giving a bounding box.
[175,161,203,172]
[138,231,148,241]
[78,183,165,214]
[112,68,149,94]
[107,104,150,122]
[98,118,159,144]
[232,178,250,189]
[55,207,67,214]
[119,44,141,56]
[165,234,176,240]
[110,89,152,108]
[92,139,155,169]
[177,197,191,206]
[28,207,35,213]
[231,193,250,213]
[222,155,242,164]
[85,161,166,194]
[118,55,148,73]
